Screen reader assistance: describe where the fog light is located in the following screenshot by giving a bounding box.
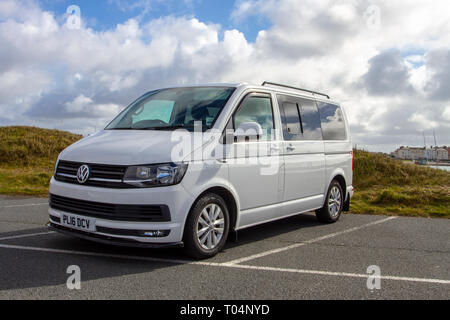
[141,230,170,237]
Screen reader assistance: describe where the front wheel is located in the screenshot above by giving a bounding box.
[316,180,344,224]
[183,193,230,259]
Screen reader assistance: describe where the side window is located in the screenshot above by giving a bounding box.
[278,95,322,141]
[317,102,347,140]
[283,102,302,136]
[298,99,323,140]
[233,95,274,141]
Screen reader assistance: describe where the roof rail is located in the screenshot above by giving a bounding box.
[261,81,330,99]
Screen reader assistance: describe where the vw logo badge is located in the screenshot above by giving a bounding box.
[76,165,90,184]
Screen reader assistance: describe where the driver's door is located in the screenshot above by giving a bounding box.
[224,93,284,229]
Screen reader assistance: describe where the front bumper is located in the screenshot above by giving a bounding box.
[48,222,183,248]
[347,186,354,200]
[49,177,194,244]
[49,205,185,245]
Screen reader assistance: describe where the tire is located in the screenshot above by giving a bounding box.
[316,180,344,224]
[183,193,230,259]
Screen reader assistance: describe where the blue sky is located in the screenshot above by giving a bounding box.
[39,0,271,41]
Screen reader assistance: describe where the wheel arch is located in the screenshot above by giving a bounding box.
[184,186,239,235]
[323,171,347,207]
[333,174,347,197]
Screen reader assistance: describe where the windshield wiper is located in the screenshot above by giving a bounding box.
[110,125,211,131]
[108,127,133,130]
[151,125,192,130]
[133,125,198,130]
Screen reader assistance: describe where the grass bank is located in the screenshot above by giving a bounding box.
[351,150,450,218]
[0,126,81,196]
[0,126,449,218]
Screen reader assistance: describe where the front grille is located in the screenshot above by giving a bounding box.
[55,160,130,189]
[49,194,171,222]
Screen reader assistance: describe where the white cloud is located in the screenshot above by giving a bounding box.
[0,0,449,149]
[443,106,450,122]
[408,113,438,130]
[65,95,94,113]
[65,94,121,117]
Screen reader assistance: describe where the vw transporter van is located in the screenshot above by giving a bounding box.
[48,82,354,259]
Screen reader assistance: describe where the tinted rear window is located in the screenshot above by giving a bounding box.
[282,102,302,135]
[277,94,322,141]
[317,102,347,140]
[299,100,323,140]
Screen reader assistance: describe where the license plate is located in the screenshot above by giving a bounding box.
[61,213,96,232]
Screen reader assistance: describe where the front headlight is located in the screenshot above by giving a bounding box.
[123,163,188,188]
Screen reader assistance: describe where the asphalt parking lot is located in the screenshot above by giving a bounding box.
[0,195,449,300]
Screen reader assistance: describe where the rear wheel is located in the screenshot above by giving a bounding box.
[316,180,344,223]
[183,193,230,259]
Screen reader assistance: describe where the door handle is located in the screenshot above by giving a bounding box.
[287,145,296,151]
[217,159,228,163]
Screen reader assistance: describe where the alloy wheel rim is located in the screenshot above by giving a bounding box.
[328,186,342,218]
[196,203,225,250]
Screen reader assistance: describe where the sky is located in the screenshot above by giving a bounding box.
[0,0,449,152]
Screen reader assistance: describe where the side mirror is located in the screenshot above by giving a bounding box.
[234,122,263,141]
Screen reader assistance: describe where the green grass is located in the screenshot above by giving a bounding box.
[0,126,82,168]
[0,126,449,218]
[0,126,82,196]
[0,167,53,196]
[352,149,449,188]
[350,150,450,218]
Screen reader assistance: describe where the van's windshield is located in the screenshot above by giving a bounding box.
[105,87,236,131]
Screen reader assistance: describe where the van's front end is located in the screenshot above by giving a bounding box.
[48,85,237,248]
[48,133,191,248]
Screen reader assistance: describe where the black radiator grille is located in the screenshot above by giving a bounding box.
[49,194,171,222]
[55,160,131,188]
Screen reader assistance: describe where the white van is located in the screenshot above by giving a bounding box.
[48,82,354,259]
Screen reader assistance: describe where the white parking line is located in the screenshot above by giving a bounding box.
[0,203,48,209]
[0,241,448,285]
[220,264,450,285]
[0,243,193,265]
[224,216,398,265]
[0,231,54,241]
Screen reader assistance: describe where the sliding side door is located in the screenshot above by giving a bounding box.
[277,94,325,215]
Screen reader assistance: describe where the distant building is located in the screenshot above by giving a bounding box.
[435,148,448,161]
[392,146,449,161]
[392,146,425,160]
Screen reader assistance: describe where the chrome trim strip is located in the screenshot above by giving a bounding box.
[89,177,122,183]
[56,173,77,178]
[90,170,123,176]
[58,166,77,171]
[57,173,122,183]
